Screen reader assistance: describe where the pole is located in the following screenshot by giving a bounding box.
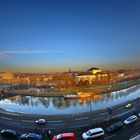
[107,107,112,125]
[90,92,92,113]
[89,92,92,125]
[107,107,109,125]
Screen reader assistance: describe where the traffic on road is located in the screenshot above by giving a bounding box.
[1,103,140,140]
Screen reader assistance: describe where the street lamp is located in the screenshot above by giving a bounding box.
[89,91,92,125]
[90,92,92,113]
[107,107,112,125]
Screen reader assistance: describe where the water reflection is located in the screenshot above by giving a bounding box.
[13,96,51,108]
[0,85,140,115]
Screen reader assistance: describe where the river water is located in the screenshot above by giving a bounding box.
[0,85,140,115]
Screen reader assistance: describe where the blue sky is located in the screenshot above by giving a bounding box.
[0,0,140,72]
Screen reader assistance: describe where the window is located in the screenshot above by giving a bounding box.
[92,131,103,135]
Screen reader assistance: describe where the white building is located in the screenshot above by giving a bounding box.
[76,67,109,84]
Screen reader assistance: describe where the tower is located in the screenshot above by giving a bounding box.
[68,67,71,74]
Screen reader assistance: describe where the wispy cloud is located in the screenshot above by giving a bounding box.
[0,51,12,57]
[0,50,64,55]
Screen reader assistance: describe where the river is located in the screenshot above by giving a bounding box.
[0,85,140,115]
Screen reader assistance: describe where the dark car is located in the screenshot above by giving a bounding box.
[0,129,17,138]
[20,133,43,140]
[106,122,123,132]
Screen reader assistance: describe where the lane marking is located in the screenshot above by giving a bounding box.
[74,124,89,128]
[117,107,125,111]
[92,116,105,121]
[115,108,136,118]
[49,123,65,126]
[98,112,108,116]
[22,120,35,123]
[104,134,116,139]
[74,117,88,121]
[129,132,139,139]
[1,117,12,120]
[48,120,63,123]
[8,122,22,125]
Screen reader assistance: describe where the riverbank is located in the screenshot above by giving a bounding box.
[100,78,140,94]
[0,84,139,117]
[2,78,140,97]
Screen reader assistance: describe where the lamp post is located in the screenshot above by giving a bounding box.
[89,90,94,125]
[90,92,92,113]
[107,107,112,125]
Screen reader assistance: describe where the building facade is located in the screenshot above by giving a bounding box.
[0,70,14,80]
[76,67,111,84]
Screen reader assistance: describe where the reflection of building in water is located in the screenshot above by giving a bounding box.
[0,69,14,80]
[76,67,111,84]
[77,94,102,103]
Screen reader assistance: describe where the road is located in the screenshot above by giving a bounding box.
[0,97,140,139]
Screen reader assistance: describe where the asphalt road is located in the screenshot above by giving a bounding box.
[1,97,140,140]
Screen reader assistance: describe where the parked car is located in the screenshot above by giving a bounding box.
[0,129,17,138]
[125,103,132,108]
[124,115,137,124]
[20,133,43,140]
[52,133,76,140]
[82,127,104,140]
[35,119,46,124]
[106,122,123,132]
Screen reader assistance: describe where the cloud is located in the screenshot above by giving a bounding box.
[0,51,12,57]
[15,45,28,51]
[0,50,64,55]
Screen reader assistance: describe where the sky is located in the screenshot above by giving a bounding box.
[0,0,140,73]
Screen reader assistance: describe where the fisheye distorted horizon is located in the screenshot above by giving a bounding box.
[0,0,140,72]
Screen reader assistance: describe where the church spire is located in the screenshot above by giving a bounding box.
[68,67,71,73]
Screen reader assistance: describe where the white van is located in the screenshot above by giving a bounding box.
[82,127,104,139]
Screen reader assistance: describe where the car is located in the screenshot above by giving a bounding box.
[82,127,104,140]
[0,129,17,138]
[124,115,137,124]
[52,133,76,140]
[106,122,123,132]
[35,119,46,124]
[20,133,43,140]
[125,103,132,108]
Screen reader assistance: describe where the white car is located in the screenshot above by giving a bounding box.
[125,103,132,108]
[35,119,46,124]
[82,127,104,139]
[124,115,137,124]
